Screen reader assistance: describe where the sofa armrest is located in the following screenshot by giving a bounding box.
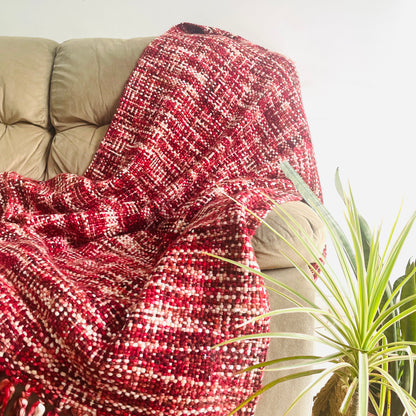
[252,201,325,270]
[255,266,316,416]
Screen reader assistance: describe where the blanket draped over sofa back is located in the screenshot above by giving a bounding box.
[0,23,321,415]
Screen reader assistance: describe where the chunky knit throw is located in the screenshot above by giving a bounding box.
[0,23,321,416]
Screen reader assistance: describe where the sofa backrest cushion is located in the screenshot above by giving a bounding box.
[0,37,57,179]
[0,36,153,181]
[47,37,153,179]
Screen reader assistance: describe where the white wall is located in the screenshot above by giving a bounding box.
[2,0,416,270]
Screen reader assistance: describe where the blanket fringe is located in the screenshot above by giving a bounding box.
[27,402,45,416]
[14,386,28,416]
[0,376,50,416]
[0,378,14,414]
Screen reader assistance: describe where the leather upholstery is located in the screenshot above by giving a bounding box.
[48,37,154,178]
[0,34,326,416]
[0,35,325,271]
[0,36,153,180]
[0,37,57,179]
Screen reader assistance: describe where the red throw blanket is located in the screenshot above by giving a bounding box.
[0,23,321,415]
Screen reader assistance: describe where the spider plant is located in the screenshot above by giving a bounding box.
[211,162,416,416]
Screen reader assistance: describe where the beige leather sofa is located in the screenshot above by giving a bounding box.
[0,36,325,416]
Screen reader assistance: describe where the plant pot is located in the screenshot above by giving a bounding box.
[312,374,378,416]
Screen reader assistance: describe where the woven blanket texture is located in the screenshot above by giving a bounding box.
[0,23,321,416]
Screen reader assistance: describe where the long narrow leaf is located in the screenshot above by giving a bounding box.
[269,202,360,332]
[282,362,354,416]
[335,169,372,267]
[213,331,345,352]
[377,211,416,303]
[400,261,416,354]
[226,368,325,416]
[238,352,344,374]
[208,250,356,345]
[265,285,353,348]
[221,193,355,326]
[340,377,358,414]
[366,297,416,349]
[281,161,357,273]
[377,367,416,415]
[238,307,332,327]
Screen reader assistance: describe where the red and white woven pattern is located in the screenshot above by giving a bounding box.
[0,23,321,415]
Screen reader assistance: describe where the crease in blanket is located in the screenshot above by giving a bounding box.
[0,22,322,416]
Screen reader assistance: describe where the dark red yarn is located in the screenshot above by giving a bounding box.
[0,23,321,415]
